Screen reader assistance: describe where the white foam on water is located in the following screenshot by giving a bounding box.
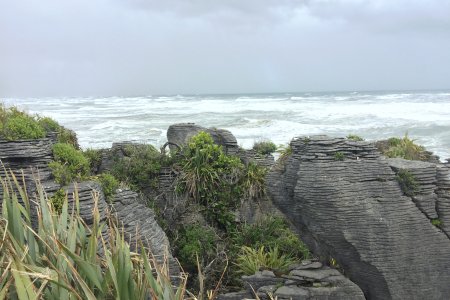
[3,91,450,159]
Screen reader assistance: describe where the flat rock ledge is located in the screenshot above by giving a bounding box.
[218,260,365,300]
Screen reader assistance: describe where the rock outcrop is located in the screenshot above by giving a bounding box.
[218,260,365,300]
[167,123,239,155]
[267,136,450,300]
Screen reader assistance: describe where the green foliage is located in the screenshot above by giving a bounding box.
[334,151,345,161]
[57,128,79,148]
[177,131,244,229]
[253,140,277,155]
[431,218,442,228]
[0,172,188,300]
[395,169,419,197]
[50,143,90,185]
[235,246,297,275]
[0,106,45,140]
[50,188,66,213]
[347,134,364,141]
[385,134,427,161]
[83,148,102,172]
[175,224,217,272]
[111,144,161,191]
[240,162,268,200]
[98,173,119,202]
[231,216,310,260]
[38,116,60,132]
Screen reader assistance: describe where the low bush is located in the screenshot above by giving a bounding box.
[235,246,297,275]
[111,144,161,191]
[49,188,66,213]
[395,169,419,197]
[384,134,427,161]
[175,224,218,273]
[0,106,46,140]
[253,140,277,155]
[240,162,268,200]
[49,143,90,185]
[83,148,103,173]
[347,134,364,141]
[231,216,310,260]
[98,173,119,202]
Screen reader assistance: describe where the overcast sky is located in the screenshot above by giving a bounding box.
[1,0,450,97]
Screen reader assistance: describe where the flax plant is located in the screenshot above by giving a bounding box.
[0,171,188,299]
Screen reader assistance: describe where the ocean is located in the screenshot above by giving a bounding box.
[3,91,450,161]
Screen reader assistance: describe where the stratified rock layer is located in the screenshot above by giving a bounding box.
[267,136,450,300]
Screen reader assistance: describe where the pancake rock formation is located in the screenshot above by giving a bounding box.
[267,136,450,300]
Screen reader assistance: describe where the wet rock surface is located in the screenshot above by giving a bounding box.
[267,136,450,300]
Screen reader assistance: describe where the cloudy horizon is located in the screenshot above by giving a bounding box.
[1,0,450,97]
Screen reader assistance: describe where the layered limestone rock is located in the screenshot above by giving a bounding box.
[167,123,239,155]
[267,136,450,300]
[218,260,365,300]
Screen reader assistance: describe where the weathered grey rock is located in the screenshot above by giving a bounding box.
[167,123,238,154]
[216,291,253,300]
[267,136,450,300]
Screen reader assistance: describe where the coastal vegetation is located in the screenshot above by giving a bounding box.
[49,143,90,185]
[379,134,430,161]
[252,140,277,156]
[395,169,419,197]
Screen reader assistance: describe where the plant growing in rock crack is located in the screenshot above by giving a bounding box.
[384,133,428,161]
[395,169,419,197]
[240,162,268,200]
[334,151,345,161]
[347,134,364,141]
[97,173,119,202]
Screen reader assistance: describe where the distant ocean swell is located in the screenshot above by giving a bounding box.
[3,91,450,160]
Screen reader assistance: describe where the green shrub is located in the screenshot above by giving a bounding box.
[175,224,217,272]
[0,172,187,299]
[334,151,345,161]
[347,134,364,141]
[84,148,102,172]
[98,173,119,202]
[395,169,419,197]
[50,143,90,185]
[235,246,297,275]
[384,134,427,161]
[431,218,442,228]
[38,116,60,132]
[111,144,161,191]
[231,216,310,260]
[253,141,277,155]
[0,106,46,140]
[177,131,244,229]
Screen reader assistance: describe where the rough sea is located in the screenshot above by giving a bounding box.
[3,91,450,160]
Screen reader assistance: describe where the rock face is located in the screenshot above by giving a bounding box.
[218,260,365,300]
[167,123,238,154]
[267,136,450,300]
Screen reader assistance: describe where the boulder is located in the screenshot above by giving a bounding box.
[167,123,238,155]
[267,136,450,300]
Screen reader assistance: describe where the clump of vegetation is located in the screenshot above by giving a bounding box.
[175,224,218,273]
[276,143,293,165]
[253,140,277,155]
[431,218,442,228]
[347,134,364,141]
[231,216,310,260]
[395,169,419,197]
[111,144,161,191]
[235,246,297,275]
[177,131,244,229]
[97,173,119,202]
[0,105,46,140]
[240,162,268,200]
[49,143,90,185]
[384,134,427,161]
[0,172,187,299]
[334,151,345,161]
[84,148,103,172]
[49,188,66,213]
